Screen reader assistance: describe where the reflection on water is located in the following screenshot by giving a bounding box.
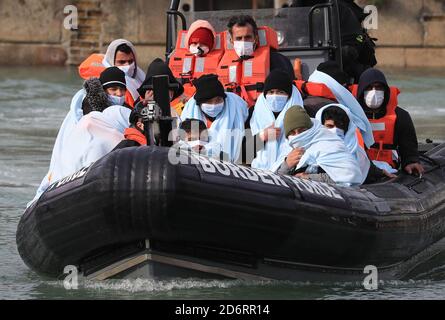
[0,66,444,300]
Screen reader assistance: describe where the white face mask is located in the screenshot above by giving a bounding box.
[364,89,385,109]
[327,127,345,139]
[108,94,126,106]
[201,102,224,118]
[233,41,254,58]
[266,94,288,113]
[189,44,210,56]
[118,62,136,76]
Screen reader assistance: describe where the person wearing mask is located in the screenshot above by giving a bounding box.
[250,70,304,170]
[169,20,223,113]
[82,66,130,115]
[356,68,424,176]
[315,104,396,184]
[274,107,363,186]
[181,74,249,162]
[79,39,146,107]
[186,20,217,58]
[174,118,225,160]
[217,15,295,107]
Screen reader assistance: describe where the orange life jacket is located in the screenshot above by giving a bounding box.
[293,58,303,81]
[216,26,278,107]
[124,128,147,146]
[169,30,225,108]
[351,85,401,168]
[79,53,106,80]
[356,129,365,149]
[294,80,337,101]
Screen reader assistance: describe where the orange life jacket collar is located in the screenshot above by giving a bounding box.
[124,128,147,146]
[294,80,337,101]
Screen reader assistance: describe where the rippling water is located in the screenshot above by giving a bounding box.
[0,66,444,300]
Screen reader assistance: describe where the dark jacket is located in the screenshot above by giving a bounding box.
[357,68,420,168]
[290,0,377,83]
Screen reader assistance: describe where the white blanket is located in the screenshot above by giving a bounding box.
[181,92,249,162]
[250,86,304,170]
[309,70,375,148]
[29,89,86,206]
[315,103,370,184]
[51,106,130,183]
[28,102,129,207]
[273,119,363,186]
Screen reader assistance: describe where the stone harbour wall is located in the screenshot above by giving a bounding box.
[0,0,443,69]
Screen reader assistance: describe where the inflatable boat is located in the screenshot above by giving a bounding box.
[16,143,445,282]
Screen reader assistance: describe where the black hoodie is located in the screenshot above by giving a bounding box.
[357,69,420,168]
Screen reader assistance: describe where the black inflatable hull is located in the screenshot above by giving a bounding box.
[17,144,445,280]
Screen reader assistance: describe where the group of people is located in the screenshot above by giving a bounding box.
[29,13,424,205]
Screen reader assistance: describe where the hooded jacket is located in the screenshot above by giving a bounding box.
[185,20,217,51]
[357,68,420,168]
[102,39,146,101]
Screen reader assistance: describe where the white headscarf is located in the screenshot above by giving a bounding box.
[316,103,370,183]
[273,119,364,186]
[181,92,249,163]
[51,106,130,185]
[309,70,375,148]
[250,86,304,170]
[102,39,146,100]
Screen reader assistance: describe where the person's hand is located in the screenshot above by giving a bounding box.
[260,125,281,142]
[295,172,309,179]
[142,90,154,105]
[286,148,305,169]
[383,170,397,179]
[192,144,205,153]
[404,163,425,176]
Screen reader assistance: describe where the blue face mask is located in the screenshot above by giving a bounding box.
[266,94,288,113]
[201,102,224,118]
[108,94,126,106]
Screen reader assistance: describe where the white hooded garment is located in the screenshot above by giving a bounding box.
[315,104,371,184]
[272,119,364,187]
[102,39,146,101]
[29,106,130,206]
[51,105,130,184]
